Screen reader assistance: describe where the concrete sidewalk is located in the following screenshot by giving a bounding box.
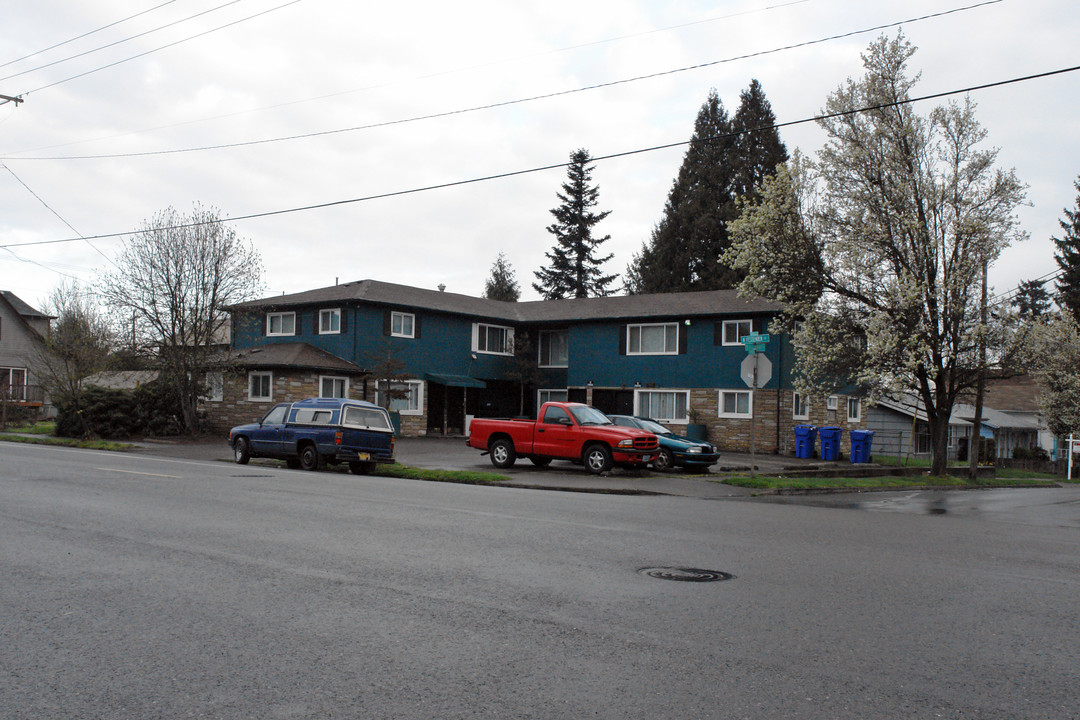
[125,434,838,499]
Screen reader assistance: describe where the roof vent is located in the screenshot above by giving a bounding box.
[438,284,446,292]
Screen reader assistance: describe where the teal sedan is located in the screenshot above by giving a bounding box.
[607,415,720,471]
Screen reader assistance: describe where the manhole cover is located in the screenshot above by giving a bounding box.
[638,567,734,582]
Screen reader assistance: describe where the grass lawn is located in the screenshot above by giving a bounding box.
[718,473,1059,491]
[0,432,135,452]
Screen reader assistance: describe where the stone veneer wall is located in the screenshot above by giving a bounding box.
[201,369,369,433]
[649,389,868,456]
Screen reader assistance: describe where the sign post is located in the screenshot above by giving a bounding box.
[739,333,771,476]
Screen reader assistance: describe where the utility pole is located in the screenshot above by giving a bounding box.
[0,93,24,106]
[969,252,989,481]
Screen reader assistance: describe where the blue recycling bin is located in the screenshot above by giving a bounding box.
[850,430,874,463]
[794,425,817,459]
[818,426,844,461]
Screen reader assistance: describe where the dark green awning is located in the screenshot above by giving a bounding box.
[424,373,487,389]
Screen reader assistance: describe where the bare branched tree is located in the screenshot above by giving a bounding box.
[97,204,264,432]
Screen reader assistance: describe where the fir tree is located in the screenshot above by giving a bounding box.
[628,82,786,294]
[483,251,521,301]
[1012,278,1052,319]
[532,149,617,299]
[1053,177,1080,321]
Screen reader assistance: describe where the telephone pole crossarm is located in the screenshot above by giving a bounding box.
[0,93,24,106]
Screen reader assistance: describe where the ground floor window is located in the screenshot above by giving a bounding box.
[319,375,348,398]
[635,389,689,423]
[204,371,224,402]
[719,389,753,418]
[847,397,862,422]
[378,379,424,415]
[538,388,568,407]
[793,392,809,420]
[248,372,272,401]
[0,367,27,400]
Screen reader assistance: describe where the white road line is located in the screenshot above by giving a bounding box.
[95,467,181,479]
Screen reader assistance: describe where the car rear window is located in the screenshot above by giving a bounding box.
[292,409,334,424]
[343,406,392,431]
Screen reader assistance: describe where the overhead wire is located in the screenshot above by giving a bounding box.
[2,0,1005,162]
[0,0,180,70]
[16,0,303,96]
[0,0,248,83]
[1,60,1075,252]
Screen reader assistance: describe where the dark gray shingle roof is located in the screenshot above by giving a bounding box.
[215,342,366,372]
[232,279,784,323]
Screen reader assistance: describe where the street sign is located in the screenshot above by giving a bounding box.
[740,333,770,355]
[740,353,773,389]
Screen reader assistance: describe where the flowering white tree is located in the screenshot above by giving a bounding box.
[728,35,1026,475]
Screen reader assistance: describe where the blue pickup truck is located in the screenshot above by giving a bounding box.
[228,397,395,474]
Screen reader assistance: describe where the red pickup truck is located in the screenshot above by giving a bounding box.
[467,402,659,474]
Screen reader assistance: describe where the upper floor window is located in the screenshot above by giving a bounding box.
[793,392,809,420]
[538,330,568,367]
[266,312,295,337]
[475,323,513,355]
[627,323,677,355]
[319,308,341,334]
[391,311,415,338]
[319,375,348,398]
[722,319,753,346]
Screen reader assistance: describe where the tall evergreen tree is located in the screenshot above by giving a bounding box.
[731,79,789,203]
[1053,177,1080,321]
[483,251,521,301]
[1012,278,1052,319]
[628,82,786,294]
[532,149,617,299]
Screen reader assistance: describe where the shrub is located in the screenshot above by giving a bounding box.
[55,381,183,439]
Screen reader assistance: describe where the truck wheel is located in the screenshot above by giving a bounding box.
[489,438,516,468]
[651,448,675,472]
[529,456,551,468]
[233,437,250,465]
[299,443,321,471]
[584,444,612,474]
[349,461,376,475]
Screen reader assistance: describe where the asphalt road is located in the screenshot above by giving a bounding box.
[2,440,1079,719]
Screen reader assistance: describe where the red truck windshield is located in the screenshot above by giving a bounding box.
[569,405,612,426]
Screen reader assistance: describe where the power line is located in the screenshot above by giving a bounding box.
[2,60,1075,252]
[17,0,303,96]
[0,0,248,83]
[1,163,116,267]
[0,0,179,70]
[2,0,1003,162]
[4,0,815,157]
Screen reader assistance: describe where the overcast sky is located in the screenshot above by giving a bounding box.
[1,0,1077,313]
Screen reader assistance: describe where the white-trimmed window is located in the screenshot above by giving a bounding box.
[474,323,513,355]
[827,395,839,411]
[204,370,224,402]
[266,312,295,336]
[0,367,27,400]
[538,388,568,407]
[627,323,678,355]
[538,330,569,367]
[391,311,415,338]
[722,319,753,346]
[319,375,348,398]
[319,308,341,334]
[248,371,273,401]
[719,389,753,418]
[847,397,862,422]
[378,379,424,415]
[793,392,809,420]
[635,389,690,423]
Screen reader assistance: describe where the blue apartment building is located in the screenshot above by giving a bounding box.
[209,279,863,454]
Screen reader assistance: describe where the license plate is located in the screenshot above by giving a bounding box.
[357,453,370,461]
[642,455,652,462]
